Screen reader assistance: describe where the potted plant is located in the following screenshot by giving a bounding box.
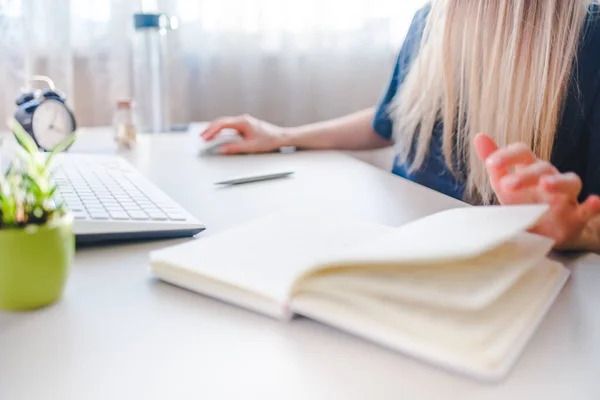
[0,119,77,311]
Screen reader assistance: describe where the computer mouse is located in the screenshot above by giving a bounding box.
[198,130,244,156]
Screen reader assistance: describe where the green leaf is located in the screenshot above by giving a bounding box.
[8,118,39,155]
[0,174,9,196]
[46,131,78,166]
[13,144,34,166]
[2,118,66,227]
[51,131,78,154]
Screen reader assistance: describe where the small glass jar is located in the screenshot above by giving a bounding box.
[114,99,137,148]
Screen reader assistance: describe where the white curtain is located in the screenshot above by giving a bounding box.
[0,0,426,129]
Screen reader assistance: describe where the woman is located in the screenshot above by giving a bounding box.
[201,1,600,252]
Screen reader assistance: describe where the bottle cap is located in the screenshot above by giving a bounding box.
[133,13,178,31]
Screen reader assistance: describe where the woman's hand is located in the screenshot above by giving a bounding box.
[200,114,286,155]
[474,133,600,250]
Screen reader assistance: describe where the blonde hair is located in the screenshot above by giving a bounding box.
[391,0,591,204]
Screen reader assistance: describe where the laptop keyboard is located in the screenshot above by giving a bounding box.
[52,155,189,222]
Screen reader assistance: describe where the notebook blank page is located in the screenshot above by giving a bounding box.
[320,205,550,266]
[150,208,390,310]
[292,259,568,382]
[301,233,554,310]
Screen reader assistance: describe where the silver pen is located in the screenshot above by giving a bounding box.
[214,171,295,186]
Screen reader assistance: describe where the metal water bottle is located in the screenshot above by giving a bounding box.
[132,13,178,133]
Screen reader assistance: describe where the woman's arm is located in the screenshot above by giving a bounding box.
[279,108,391,150]
[200,108,391,154]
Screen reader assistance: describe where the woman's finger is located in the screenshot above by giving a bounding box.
[200,116,250,141]
[541,172,582,199]
[200,121,220,139]
[474,133,506,183]
[474,133,499,162]
[219,142,242,155]
[500,161,557,190]
[578,195,600,221]
[485,143,537,170]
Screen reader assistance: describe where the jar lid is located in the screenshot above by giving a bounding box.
[116,99,134,109]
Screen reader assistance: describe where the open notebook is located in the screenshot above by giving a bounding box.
[149,205,569,382]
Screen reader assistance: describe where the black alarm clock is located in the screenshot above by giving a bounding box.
[14,75,77,152]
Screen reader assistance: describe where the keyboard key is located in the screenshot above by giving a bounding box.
[148,212,168,221]
[86,208,106,214]
[166,213,187,221]
[73,211,88,220]
[128,211,149,220]
[109,211,130,220]
[90,212,109,220]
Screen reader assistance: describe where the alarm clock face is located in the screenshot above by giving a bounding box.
[31,98,75,150]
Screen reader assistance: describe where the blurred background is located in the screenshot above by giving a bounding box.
[0,0,426,129]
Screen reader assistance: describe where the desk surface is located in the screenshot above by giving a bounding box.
[1,128,599,400]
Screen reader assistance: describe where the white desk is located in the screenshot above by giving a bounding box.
[1,129,599,400]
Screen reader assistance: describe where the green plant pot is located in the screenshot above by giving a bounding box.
[0,215,74,311]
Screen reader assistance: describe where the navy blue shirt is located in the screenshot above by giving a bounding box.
[374,5,600,202]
